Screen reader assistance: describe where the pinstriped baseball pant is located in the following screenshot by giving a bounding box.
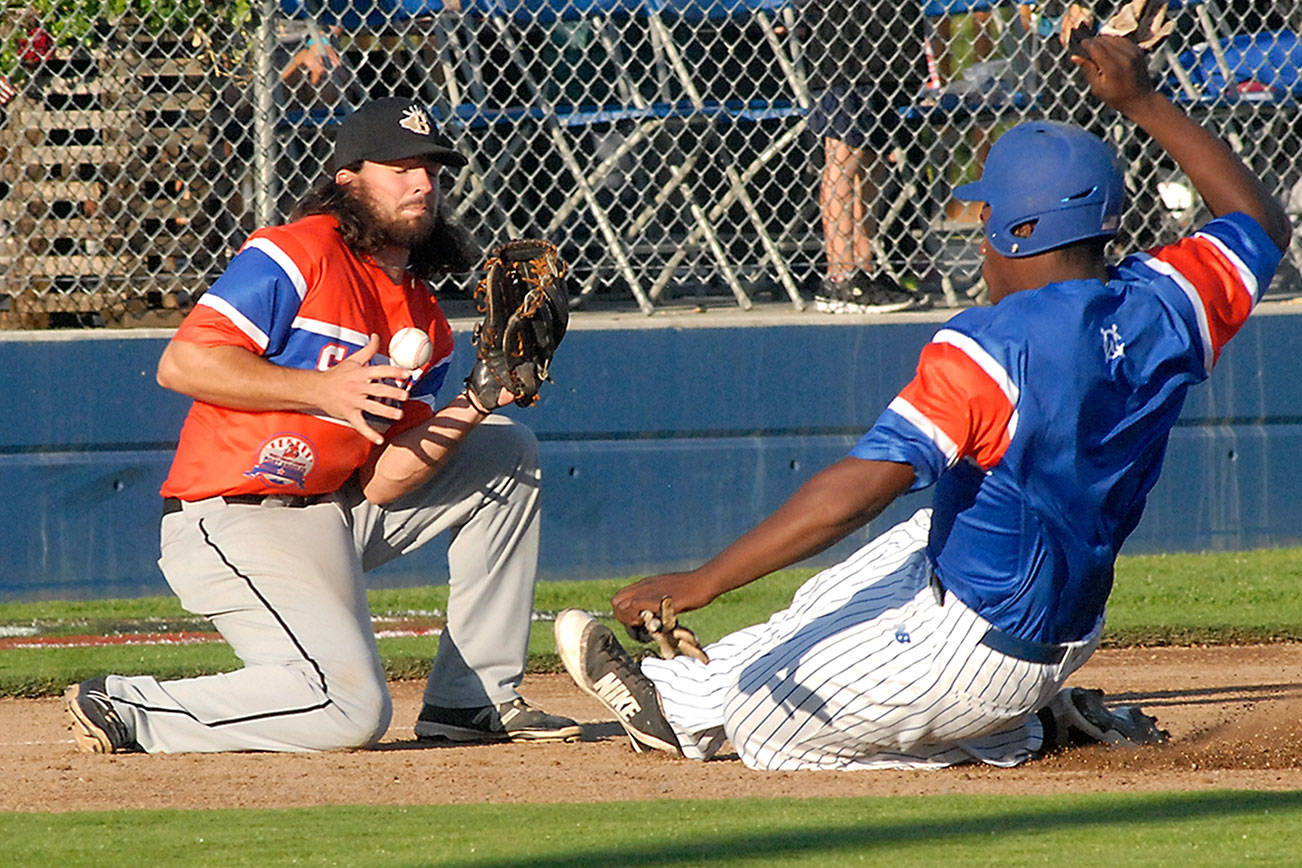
[641,509,1102,770]
[105,415,541,753]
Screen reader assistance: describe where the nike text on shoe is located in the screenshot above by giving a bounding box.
[554,609,682,755]
[63,677,139,754]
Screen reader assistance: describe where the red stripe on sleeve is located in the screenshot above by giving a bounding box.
[899,341,1016,470]
[1150,236,1254,363]
[172,304,263,353]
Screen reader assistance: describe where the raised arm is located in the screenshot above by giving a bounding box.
[610,457,915,627]
[1073,34,1291,251]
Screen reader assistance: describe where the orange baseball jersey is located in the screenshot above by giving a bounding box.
[161,214,455,499]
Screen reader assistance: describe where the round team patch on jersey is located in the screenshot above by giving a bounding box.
[243,434,317,488]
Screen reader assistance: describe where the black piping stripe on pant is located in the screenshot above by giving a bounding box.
[116,517,337,728]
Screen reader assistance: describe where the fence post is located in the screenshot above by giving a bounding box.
[253,0,278,227]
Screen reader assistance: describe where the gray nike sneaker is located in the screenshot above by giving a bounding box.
[554,609,682,755]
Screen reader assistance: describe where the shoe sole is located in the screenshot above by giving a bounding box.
[63,684,114,754]
[554,609,679,755]
[414,720,581,745]
[814,296,917,315]
[414,722,511,744]
[505,727,582,743]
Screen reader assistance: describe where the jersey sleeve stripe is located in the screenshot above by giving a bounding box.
[933,329,1019,405]
[932,328,1020,442]
[1196,231,1260,303]
[291,316,370,348]
[887,396,960,468]
[244,238,308,300]
[197,294,270,351]
[1135,252,1215,376]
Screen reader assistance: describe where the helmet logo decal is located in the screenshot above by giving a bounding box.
[398,105,431,136]
[1101,324,1126,362]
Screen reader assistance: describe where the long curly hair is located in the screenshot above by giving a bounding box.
[292,172,481,282]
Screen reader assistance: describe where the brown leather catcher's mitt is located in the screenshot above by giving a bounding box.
[466,239,570,410]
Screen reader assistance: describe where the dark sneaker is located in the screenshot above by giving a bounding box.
[553,609,682,755]
[63,677,139,754]
[414,698,581,743]
[1038,687,1169,754]
[815,271,928,314]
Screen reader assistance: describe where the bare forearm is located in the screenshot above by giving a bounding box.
[1076,36,1292,251]
[694,458,912,593]
[610,458,914,624]
[157,342,327,411]
[360,392,488,503]
[158,335,411,445]
[1120,92,1291,249]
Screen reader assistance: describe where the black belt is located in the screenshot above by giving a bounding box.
[928,568,1068,665]
[978,627,1068,665]
[162,494,328,516]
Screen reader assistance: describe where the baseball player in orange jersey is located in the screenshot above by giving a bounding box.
[62,98,579,753]
[557,35,1291,769]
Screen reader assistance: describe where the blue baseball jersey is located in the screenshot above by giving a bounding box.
[851,213,1282,644]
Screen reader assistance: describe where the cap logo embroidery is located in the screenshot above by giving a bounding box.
[398,105,431,136]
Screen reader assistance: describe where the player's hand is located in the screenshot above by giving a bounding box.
[612,572,714,628]
[316,334,411,445]
[1072,34,1157,114]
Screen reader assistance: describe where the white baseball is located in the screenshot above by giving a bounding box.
[388,327,433,369]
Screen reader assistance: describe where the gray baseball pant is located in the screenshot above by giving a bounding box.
[105,415,541,753]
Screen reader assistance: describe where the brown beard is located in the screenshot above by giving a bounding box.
[346,184,439,249]
[291,174,482,281]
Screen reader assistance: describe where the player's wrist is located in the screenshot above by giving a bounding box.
[462,387,493,417]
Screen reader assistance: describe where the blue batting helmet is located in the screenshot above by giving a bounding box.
[954,121,1125,257]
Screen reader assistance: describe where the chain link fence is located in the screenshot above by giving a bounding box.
[1,0,1299,327]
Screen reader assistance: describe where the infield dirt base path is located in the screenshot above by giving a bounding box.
[5,643,1302,813]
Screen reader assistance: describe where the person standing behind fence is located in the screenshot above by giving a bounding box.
[61,98,581,754]
[805,0,931,313]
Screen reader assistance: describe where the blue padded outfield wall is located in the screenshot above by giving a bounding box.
[1,309,1300,600]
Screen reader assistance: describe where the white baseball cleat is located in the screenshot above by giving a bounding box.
[554,609,682,755]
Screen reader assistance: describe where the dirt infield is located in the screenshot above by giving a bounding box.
[5,643,1301,813]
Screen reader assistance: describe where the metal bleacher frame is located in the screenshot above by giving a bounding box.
[1155,0,1302,281]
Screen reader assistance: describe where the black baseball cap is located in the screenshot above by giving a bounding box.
[329,98,468,172]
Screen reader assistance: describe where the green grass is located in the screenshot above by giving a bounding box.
[1106,547,1302,644]
[2,547,1300,697]
[3,791,1301,865]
